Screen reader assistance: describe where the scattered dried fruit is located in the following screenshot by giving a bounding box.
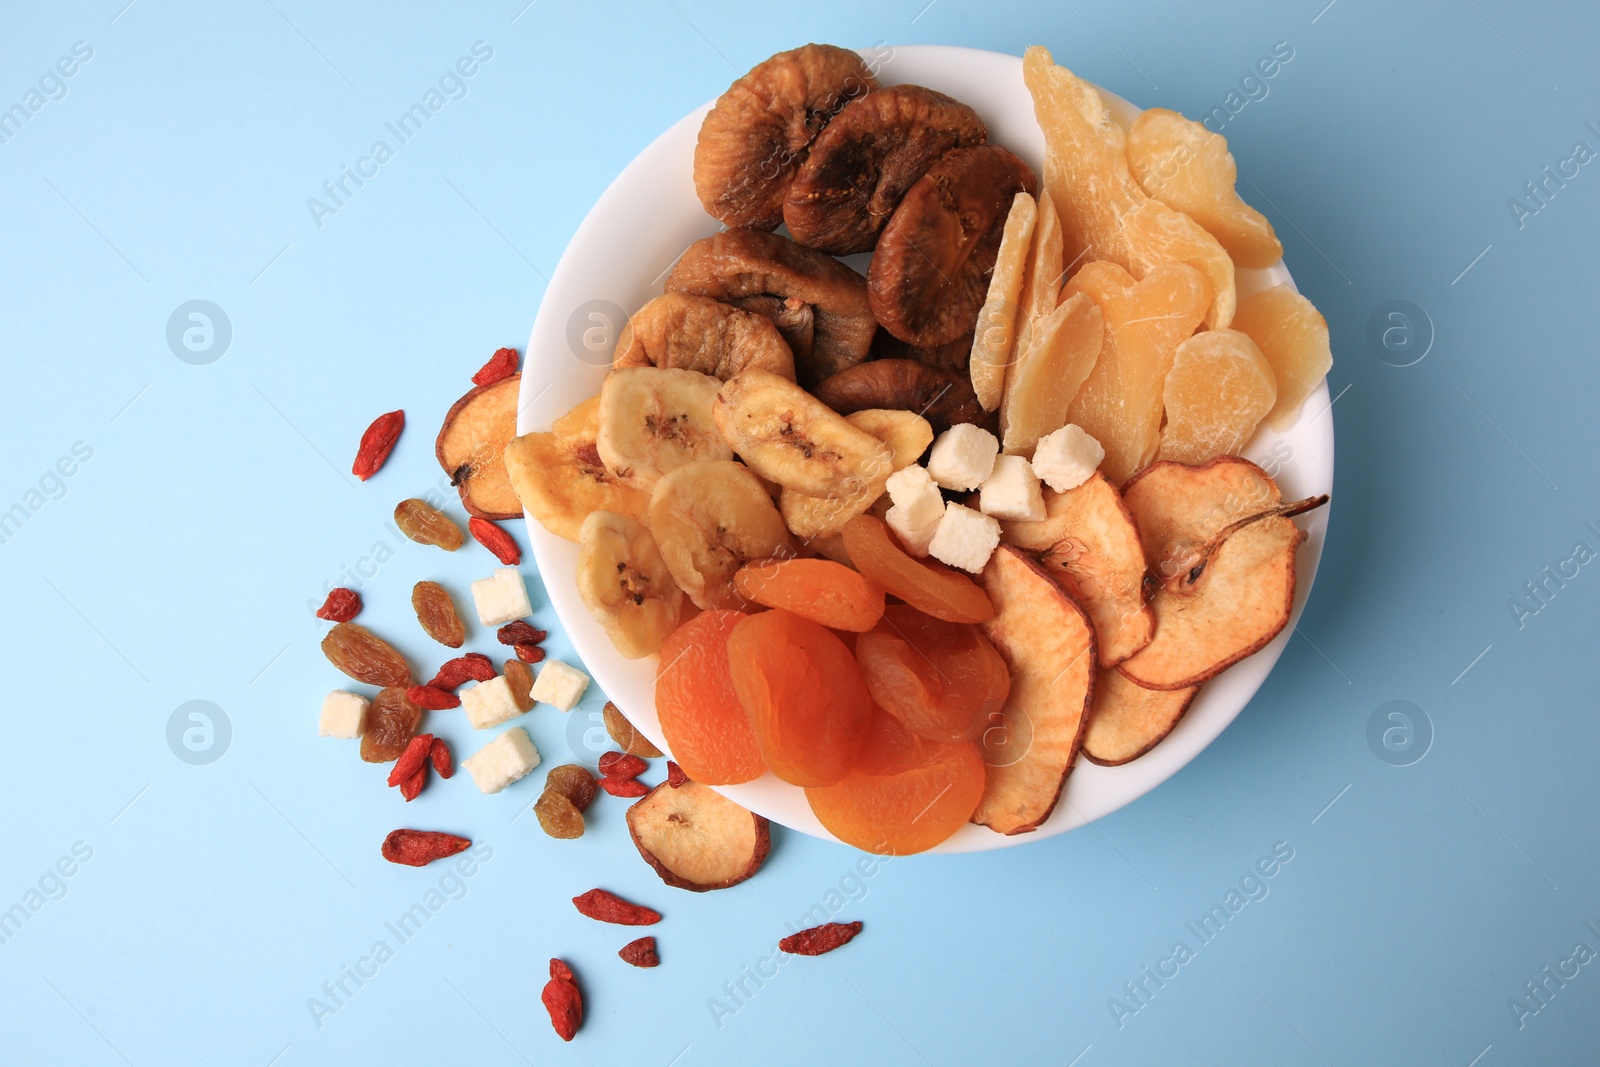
[545,764,598,811]
[387,733,436,787]
[428,653,496,690]
[314,587,361,622]
[438,375,523,520]
[411,581,466,648]
[534,791,586,839]
[429,737,453,779]
[352,409,404,481]
[780,921,863,956]
[399,765,427,802]
[381,829,470,867]
[514,643,546,664]
[497,621,547,646]
[599,775,650,798]
[573,888,662,926]
[406,684,459,710]
[666,761,688,788]
[468,516,521,565]
[619,936,660,968]
[472,346,519,386]
[360,687,422,763]
[626,780,772,891]
[503,659,535,711]
[394,498,464,551]
[542,958,583,1042]
[603,701,665,759]
[322,623,411,687]
[598,751,648,780]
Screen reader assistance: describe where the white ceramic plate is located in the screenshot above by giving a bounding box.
[520,45,1333,853]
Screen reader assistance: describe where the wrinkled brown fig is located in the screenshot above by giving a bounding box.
[613,292,796,382]
[694,44,877,230]
[784,85,988,255]
[869,145,1038,347]
[870,329,975,373]
[811,359,987,434]
[666,228,876,386]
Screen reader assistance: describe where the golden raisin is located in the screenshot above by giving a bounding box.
[412,581,466,648]
[504,659,535,711]
[603,701,664,759]
[361,687,422,763]
[534,791,585,839]
[394,498,464,550]
[321,622,411,686]
[544,764,598,812]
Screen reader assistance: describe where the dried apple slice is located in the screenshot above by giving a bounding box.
[999,472,1153,665]
[1082,669,1197,765]
[626,780,771,891]
[1231,286,1334,432]
[971,545,1096,835]
[437,375,522,519]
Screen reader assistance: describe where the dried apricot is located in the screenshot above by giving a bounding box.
[394,498,464,550]
[839,515,994,624]
[411,581,466,648]
[503,659,535,711]
[733,557,885,632]
[360,687,422,763]
[656,611,766,785]
[856,606,1010,743]
[727,609,872,787]
[322,622,411,686]
[805,707,984,854]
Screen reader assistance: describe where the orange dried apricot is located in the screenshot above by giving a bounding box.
[732,557,885,632]
[656,611,766,785]
[856,606,1010,743]
[805,708,985,854]
[726,610,872,787]
[840,515,995,624]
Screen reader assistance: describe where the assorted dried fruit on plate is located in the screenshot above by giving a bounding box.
[504,41,1332,855]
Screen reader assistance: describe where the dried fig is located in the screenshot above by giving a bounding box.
[868,145,1038,347]
[871,328,974,373]
[694,44,877,231]
[812,359,988,435]
[785,85,987,255]
[666,228,875,386]
[613,292,795,381]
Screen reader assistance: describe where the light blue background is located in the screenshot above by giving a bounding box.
[2,1,1597,1064]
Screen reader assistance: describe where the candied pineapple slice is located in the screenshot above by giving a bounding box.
[1062,261,1211,485]
[1157,329,1277,464]
[1016,190,1065,354]
[970,192,1038,412]
[999,291,1102,455]
[1023,46,1236,330]
[1127,109,1283,269]
[1231,285,1333,431]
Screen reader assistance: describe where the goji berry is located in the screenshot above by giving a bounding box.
[572,888,661,926]
[400,765,426,802]
[427,653,496,690]
[779,921,863,956]
[514,643,546,664]
[388,733,435,787]
[469,516,521,565]
[315,587,361,622]
[429,737,453,779]
[618,936,659,968]
[498,622,547,646]
[472,347,519,387]
[597,775,649,798]
[666,761,688,788]
[380,829,470,867]
[542,958,582,1042]
[352,410,404,481]
[598,751,648,780]
[406,685,461,710]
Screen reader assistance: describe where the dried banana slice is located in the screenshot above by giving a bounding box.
[712,369,892,498]
[596,367,731,490]
[576,511,683,659]
[648,460,795,610]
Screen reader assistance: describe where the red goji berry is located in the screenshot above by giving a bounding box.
[427,653,496,690]
[597,775,649,798]
[497,622,547,646]
[380,829,470,867]
[315,587,362,622]
[779,921,863,957]
[542,958,582,1042]
[472,347,519,387]
[618,936,659,968]
[400,764,426,802]
[598,751,647,780]
[514,643,546,664]
[468,516,522,566]
[666,761,688,788]
[352,410,404,481]
[406,685,460,710]
[429,737,453,779]
[388,733,435,787]
[572,888,661,926]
